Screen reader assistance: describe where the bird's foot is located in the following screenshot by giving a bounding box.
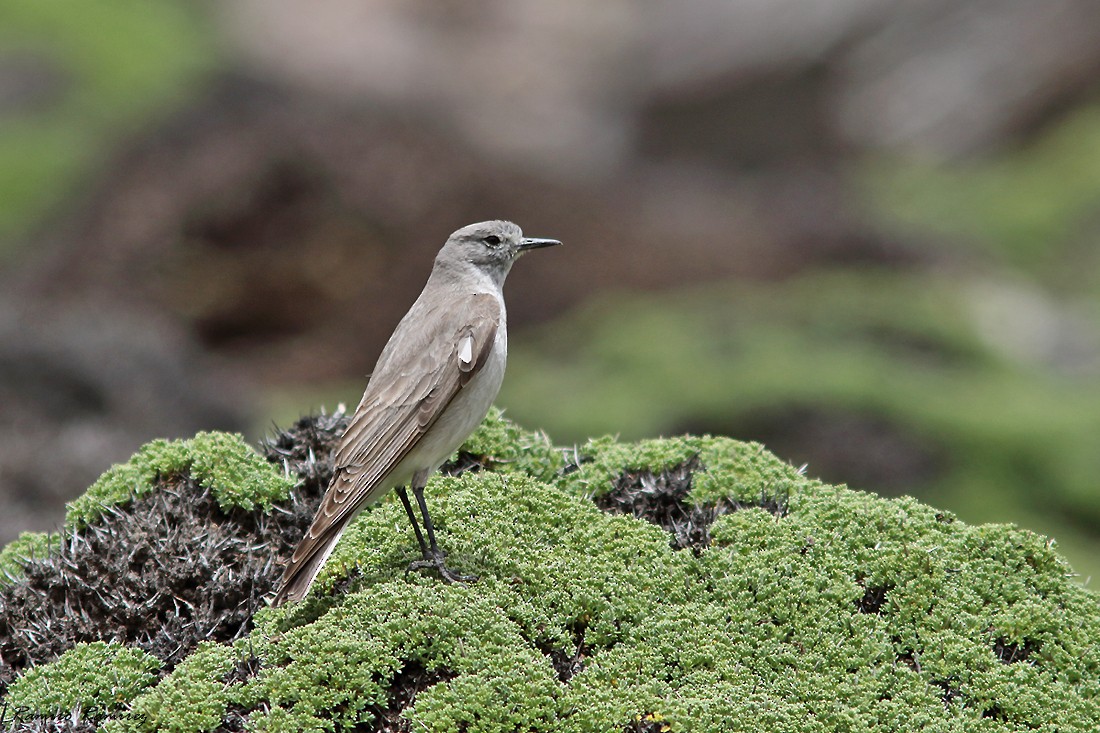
[406,551,478,584]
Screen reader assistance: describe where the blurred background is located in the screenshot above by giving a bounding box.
[1,1,1099,582]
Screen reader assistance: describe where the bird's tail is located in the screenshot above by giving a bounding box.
[272,519,349,606]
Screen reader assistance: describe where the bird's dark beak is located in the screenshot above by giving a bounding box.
[517,237,562,252]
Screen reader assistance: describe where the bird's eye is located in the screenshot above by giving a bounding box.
[483,235,501,247]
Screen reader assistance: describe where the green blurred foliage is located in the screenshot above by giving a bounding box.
[862,104,1100,289]
[0,0,215,248]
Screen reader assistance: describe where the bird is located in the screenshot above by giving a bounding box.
[273,220,561,605]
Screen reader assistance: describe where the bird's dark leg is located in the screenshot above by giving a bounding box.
[405,469,478,584]
[395,485,429,558]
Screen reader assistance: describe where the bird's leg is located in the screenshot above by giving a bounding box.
[405,469,478,584]
[395,485,430,559]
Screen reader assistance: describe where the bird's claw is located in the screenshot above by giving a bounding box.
[406,552,478,584]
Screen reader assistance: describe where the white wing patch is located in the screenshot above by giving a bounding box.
[458,333,475,370]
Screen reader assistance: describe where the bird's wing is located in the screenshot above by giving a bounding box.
[331,292,500,492]
[276,293,500,600]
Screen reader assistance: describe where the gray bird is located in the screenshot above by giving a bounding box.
[274,221,561,605]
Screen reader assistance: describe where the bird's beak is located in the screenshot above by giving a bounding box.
[517,237,562,252]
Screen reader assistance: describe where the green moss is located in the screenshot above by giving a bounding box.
[458,406,564,482]
[8,419,1100,731]
[565,432,804,505]
[104,642,240,733]
[247,580,566,731]
[566,434,700,497]
[65,432,297,528]
[0,530,57,583]
[107,428,1100,730]
[310,470,686,640]
[6,641,160,718]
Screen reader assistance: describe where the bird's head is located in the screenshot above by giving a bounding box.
[437,220,560,285]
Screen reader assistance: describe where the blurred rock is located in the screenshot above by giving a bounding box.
[220,0,645,181]
[219,0,1100,170]
[0,302,248,544]
[834,0,1100,155]
[0,51,69,116]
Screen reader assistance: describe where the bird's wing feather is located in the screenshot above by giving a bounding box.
[331,294,499,493]
[277,292,500,599]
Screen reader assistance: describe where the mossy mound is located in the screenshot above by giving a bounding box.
[0,427,320,692]
[2,411,1098,732]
